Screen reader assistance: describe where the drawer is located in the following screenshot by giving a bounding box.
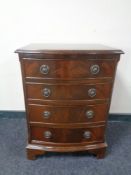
[26,82,112,100]
[28,103,108,123]
[23,59,117,79]
[30,125,105,143]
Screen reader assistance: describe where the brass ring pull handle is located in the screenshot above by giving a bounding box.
[43,88,51,97]
[90,64,100,75]
[40,65,50,74]
[86,110,94,119]
[88,88,96,97]
[43,111,51,119]
[44,131,52,139]
[83,131,91,139]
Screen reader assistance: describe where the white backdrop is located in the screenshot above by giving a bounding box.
[0,0,131,113]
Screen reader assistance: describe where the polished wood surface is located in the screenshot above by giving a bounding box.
[30,125,105,143]
[23,58,117,79]
[26,143,107,160]
[26,82,112,100]
[28,103,108,123]
[15,43,124,54]
[16,43,123,160]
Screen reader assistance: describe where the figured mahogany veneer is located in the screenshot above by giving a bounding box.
[15,43,124,160]
[30,125,105,143]
[28,103,108,124]
[26,82,112,100]
[23,58,117,79]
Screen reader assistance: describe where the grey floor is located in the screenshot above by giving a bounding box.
[0,118,131,175]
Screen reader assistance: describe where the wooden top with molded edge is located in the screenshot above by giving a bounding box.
[15,43,124,55]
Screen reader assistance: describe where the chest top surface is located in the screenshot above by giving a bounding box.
[15,43,124,55]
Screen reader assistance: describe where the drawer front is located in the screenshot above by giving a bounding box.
[23,59,117,79]
[26,82,112,100]
[30,125,105,143]
[28,103,108,123]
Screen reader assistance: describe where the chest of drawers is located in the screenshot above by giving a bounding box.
[15,44,123,160]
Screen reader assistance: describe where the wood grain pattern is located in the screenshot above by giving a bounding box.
[16,43,123,159]
[23,58,117,79]
[26,82,112,100]
[30,125,105,143]
[15,43,124,55]
[26,142,107,159]
[28,103,108,123]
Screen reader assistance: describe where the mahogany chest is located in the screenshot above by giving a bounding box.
[15,44,123,159]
